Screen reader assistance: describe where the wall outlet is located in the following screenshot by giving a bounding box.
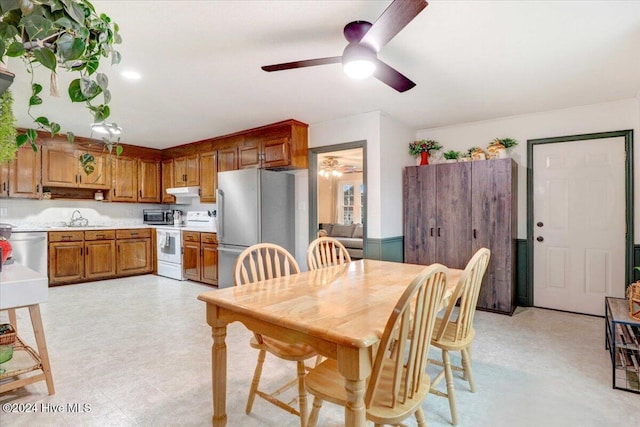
[0,208,7,217]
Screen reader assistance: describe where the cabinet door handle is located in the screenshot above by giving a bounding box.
[139,190,142,198]
[430,227,434,237]
[80,247,83,255]
[79,175,82,184]
[86,247,89,256]
[36,184,40,192]
[437,228,441,237]
[75,175,78,183]
[473,229,477,239]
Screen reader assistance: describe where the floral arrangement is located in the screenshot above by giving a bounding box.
[409,139,442,156]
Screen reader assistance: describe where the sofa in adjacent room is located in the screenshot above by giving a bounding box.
[318,223,363,259]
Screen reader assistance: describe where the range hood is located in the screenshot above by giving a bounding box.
[166,186,200,204]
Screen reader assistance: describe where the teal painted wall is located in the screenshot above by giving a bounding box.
[365,237,404,262]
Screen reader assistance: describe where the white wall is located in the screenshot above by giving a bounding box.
[309,111,382,236]
[415,98,640,240]
[380,113,416,237]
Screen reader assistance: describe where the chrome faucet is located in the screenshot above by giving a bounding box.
[69,210,88,227]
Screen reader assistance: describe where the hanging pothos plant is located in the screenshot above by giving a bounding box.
[0,0,123,170]
[0,89,17,163]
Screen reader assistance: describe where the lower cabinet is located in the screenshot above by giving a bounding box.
[182,231,218,285]
[48,228,151,285]
[116,229,152,276]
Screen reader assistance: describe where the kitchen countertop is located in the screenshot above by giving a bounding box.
[11,225,216,233]
[0,262,48,309]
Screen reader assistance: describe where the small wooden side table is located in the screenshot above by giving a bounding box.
[0,263,54,395]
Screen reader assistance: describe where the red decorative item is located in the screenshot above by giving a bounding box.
[420,151,429,165]
[0,237,12,264]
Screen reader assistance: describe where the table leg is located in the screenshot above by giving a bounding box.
[212,324,227,427]
[28,305,55,395]
[8,308,17,332]
[337,346,371,427]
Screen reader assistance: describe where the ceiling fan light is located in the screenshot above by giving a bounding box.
[343,60,376,79]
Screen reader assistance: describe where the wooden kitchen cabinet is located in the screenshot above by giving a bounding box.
[161,158,176,203]
[173,154,200,187]
[116,228,152,275]
[182,231,201,282]
[1,145,42,199]
[42,146,110,189]
[138,159,161,203]
[48,231,85,285]
[182,231,217,285]
[199,151,218,203]
[201,232,218,285]
[111,156,138,202]
[112,157,160,203]
[84,230,116,280]
[403,158,517,314]
[0,162,8,198]
[239,136,291,169]
[217,147,238,172]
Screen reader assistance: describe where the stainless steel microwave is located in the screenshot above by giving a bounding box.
[143,209,175,225]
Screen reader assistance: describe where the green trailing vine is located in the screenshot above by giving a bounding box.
[0,89,18,163]
[0,0,123,169]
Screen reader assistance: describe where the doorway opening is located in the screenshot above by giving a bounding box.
[309,141,366,260]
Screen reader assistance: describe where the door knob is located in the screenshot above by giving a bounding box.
[536,236,544,242]
[536,221,544,227]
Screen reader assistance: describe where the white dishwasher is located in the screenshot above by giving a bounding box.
[8,231,48,276]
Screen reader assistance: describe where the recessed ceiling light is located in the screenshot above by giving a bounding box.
[121,70,141,80]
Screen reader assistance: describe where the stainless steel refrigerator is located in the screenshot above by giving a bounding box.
[216,168,295,288]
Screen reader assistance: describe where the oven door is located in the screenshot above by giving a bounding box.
[157,229,181,263]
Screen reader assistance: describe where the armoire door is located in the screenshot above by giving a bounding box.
[403,165,436,265]
[435,162,472,269]
[472,158,517,313]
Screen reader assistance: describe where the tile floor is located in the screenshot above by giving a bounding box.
[0,274,638,426]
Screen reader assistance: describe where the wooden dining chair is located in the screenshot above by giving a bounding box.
[233,243,315,427]
[304,264,449,427]
[306,236,351,270]
[428,247,491,425]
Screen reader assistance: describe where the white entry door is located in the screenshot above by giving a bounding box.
[533,137,626,315]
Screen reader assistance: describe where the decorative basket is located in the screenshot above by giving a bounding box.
[0,323,16,346]
[629,282,640,321]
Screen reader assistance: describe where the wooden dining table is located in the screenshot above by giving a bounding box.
[197,259,462,427]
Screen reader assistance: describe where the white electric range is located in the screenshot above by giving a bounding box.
[156,211,217,280]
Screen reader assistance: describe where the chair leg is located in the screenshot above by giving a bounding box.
[442,349,458,425]
[297,361,308,427]
[415,406,428,427]
[246,349,267,414]
[307,397,323,427]
[461,346,476,393]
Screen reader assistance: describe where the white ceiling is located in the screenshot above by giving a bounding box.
[6,1,640,150]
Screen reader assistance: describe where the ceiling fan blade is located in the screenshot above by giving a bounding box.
[373,59,416,92]
[361,0,427,52]
[261,56,342,72]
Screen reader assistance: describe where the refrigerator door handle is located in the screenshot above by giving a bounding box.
[217,245,245,255]
[217,188,224,241]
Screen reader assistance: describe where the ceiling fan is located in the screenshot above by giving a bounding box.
[261,0,428,93]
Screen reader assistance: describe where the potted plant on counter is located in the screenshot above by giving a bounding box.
[409,139,442,165]
[0,0,123,168]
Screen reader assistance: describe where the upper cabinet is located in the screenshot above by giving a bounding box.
[0,145,42,199]
[112,157,161,203]
[217,146,238,172]
[238,121,307,170]
[161,158,176,204]
[42,146,110,189]
[199,152,218,203]
[173,154,199,187]
[138,159,161,203]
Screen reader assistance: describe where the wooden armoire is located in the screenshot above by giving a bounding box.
[403,158,517,314]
